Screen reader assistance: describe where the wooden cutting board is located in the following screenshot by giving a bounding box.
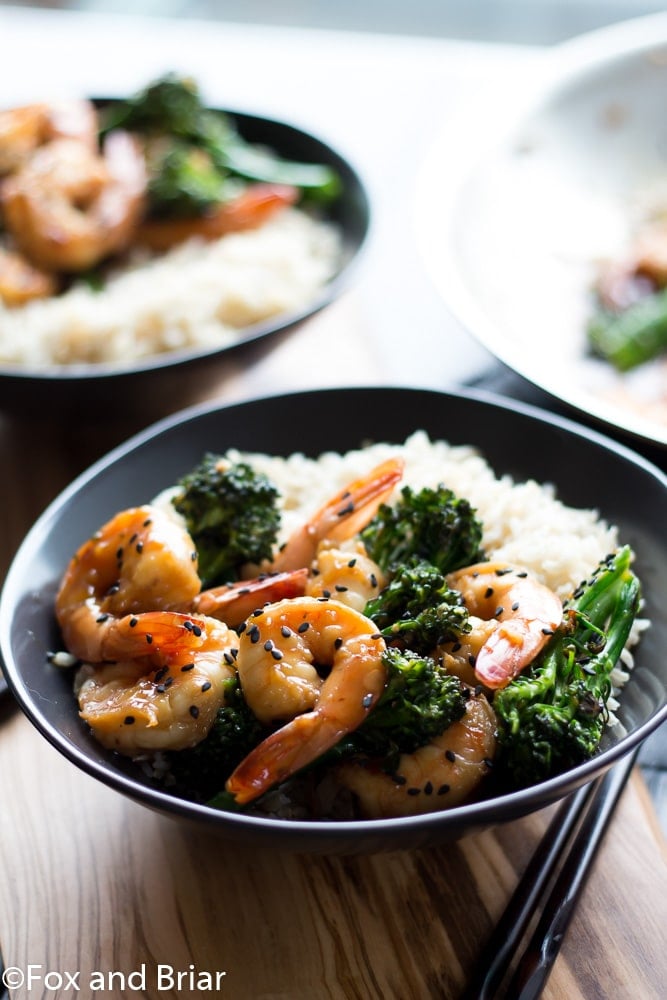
[0,702,664,1000]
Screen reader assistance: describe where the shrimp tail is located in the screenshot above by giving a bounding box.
[226,712,343,805]
[192,568,309,625]
[94,611,210,663]
[474,614,562,689]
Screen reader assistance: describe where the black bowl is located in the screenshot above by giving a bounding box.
[1,386,665,853]
[0,108,369,419]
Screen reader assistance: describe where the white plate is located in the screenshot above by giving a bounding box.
[416,14,667,448]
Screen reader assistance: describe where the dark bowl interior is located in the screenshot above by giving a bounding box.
[1,386,666,853]
[0,107,370,419]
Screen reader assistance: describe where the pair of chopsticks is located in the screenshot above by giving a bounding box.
[463,747,640,1000]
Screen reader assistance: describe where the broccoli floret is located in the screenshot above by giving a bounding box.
[101,73,340,206]
[166,675,265,803]
[100,73,212,139]
[172,454,280,587]
[145,140,227,218]
[364,560,470,655]
[332,646,469,769]
[493,546,641,788]
[361,484,484,575]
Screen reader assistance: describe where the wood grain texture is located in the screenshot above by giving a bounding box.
[0,707,665,1000]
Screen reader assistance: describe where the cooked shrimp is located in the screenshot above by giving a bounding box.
[305,540,386,613]
[444,562,563,689]
[75,614,239,753]
[226,597,387,804]
[192,568,309,626]
[0,99,97,175]
[271,457,404,573]
[135,182,298,252]
[0,245,58,306]
[1,130,147,271]
[333,689,497,818]
[55,504,201,663]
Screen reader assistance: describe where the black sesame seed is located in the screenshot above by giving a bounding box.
[201,681,212,693]
[334,637,343,650]
[407,787,421,797]
[370,573,378,588]
[191,624,202,637]
[322,589,331,598]
[542,627,555,635]
[96,614,109,624]
[183,620,194,632]
[249,625,261,644]
[451,642,461,652]
[271,648,284,661]
[298,621,310,633]
[337,502,355,517]
[264,639,274,651]
[361,693,373,708]
[145,634,153,645]
[495,606,504,617]
[445,749,456,762]
[129,617,138,628]
[511,601,520,611]
[393,774,407,786]
[237,622,247,634]
[483,757,494,769]
[335,585,348,592]
[143,518,152,527]
[474,684,483,697]
[347,558,357,568]
[189,705,199,719]
[181,663,195,672]
[154,666,168,682]
[484,587,494,598]
[437,784,450,795]
[468,654,477,666]
[136,542,144,554]
[223,652,234,665]
[124,716,135,725]
[281,626,292,638]
[371,632,383,641]
[424,781,433,795]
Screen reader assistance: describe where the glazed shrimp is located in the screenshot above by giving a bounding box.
[226,597,387,804]
[55,504,202,664]
[444,562,563,689]
[305,540,386,613]
[0,99,97,175]
[333,689,497,818]
[75,614,239,753]
[136,182,298,252]
[1,130,147,271]
[271,457,404,573]
[0,246,58,306]
[191,568,308,626]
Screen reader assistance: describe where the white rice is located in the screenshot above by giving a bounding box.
[222,430,620,602]
[0,207,341,366]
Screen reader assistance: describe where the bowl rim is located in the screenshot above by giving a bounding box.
[2,383,666,839]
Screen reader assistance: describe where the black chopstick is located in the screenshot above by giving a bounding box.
[507,748,639,999]
[463,748,639,1000]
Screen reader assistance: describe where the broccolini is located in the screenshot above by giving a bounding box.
[493,546,641,788]
[363,560,470,655]
[172,454,280,587]
[361,484,484,575]
[101,73,340,216]
[332,646,469,769]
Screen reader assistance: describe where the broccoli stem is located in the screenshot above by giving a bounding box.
[587,288,667,371]
[494,546,641,787]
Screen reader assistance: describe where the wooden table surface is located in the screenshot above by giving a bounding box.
[1,9,666,998]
